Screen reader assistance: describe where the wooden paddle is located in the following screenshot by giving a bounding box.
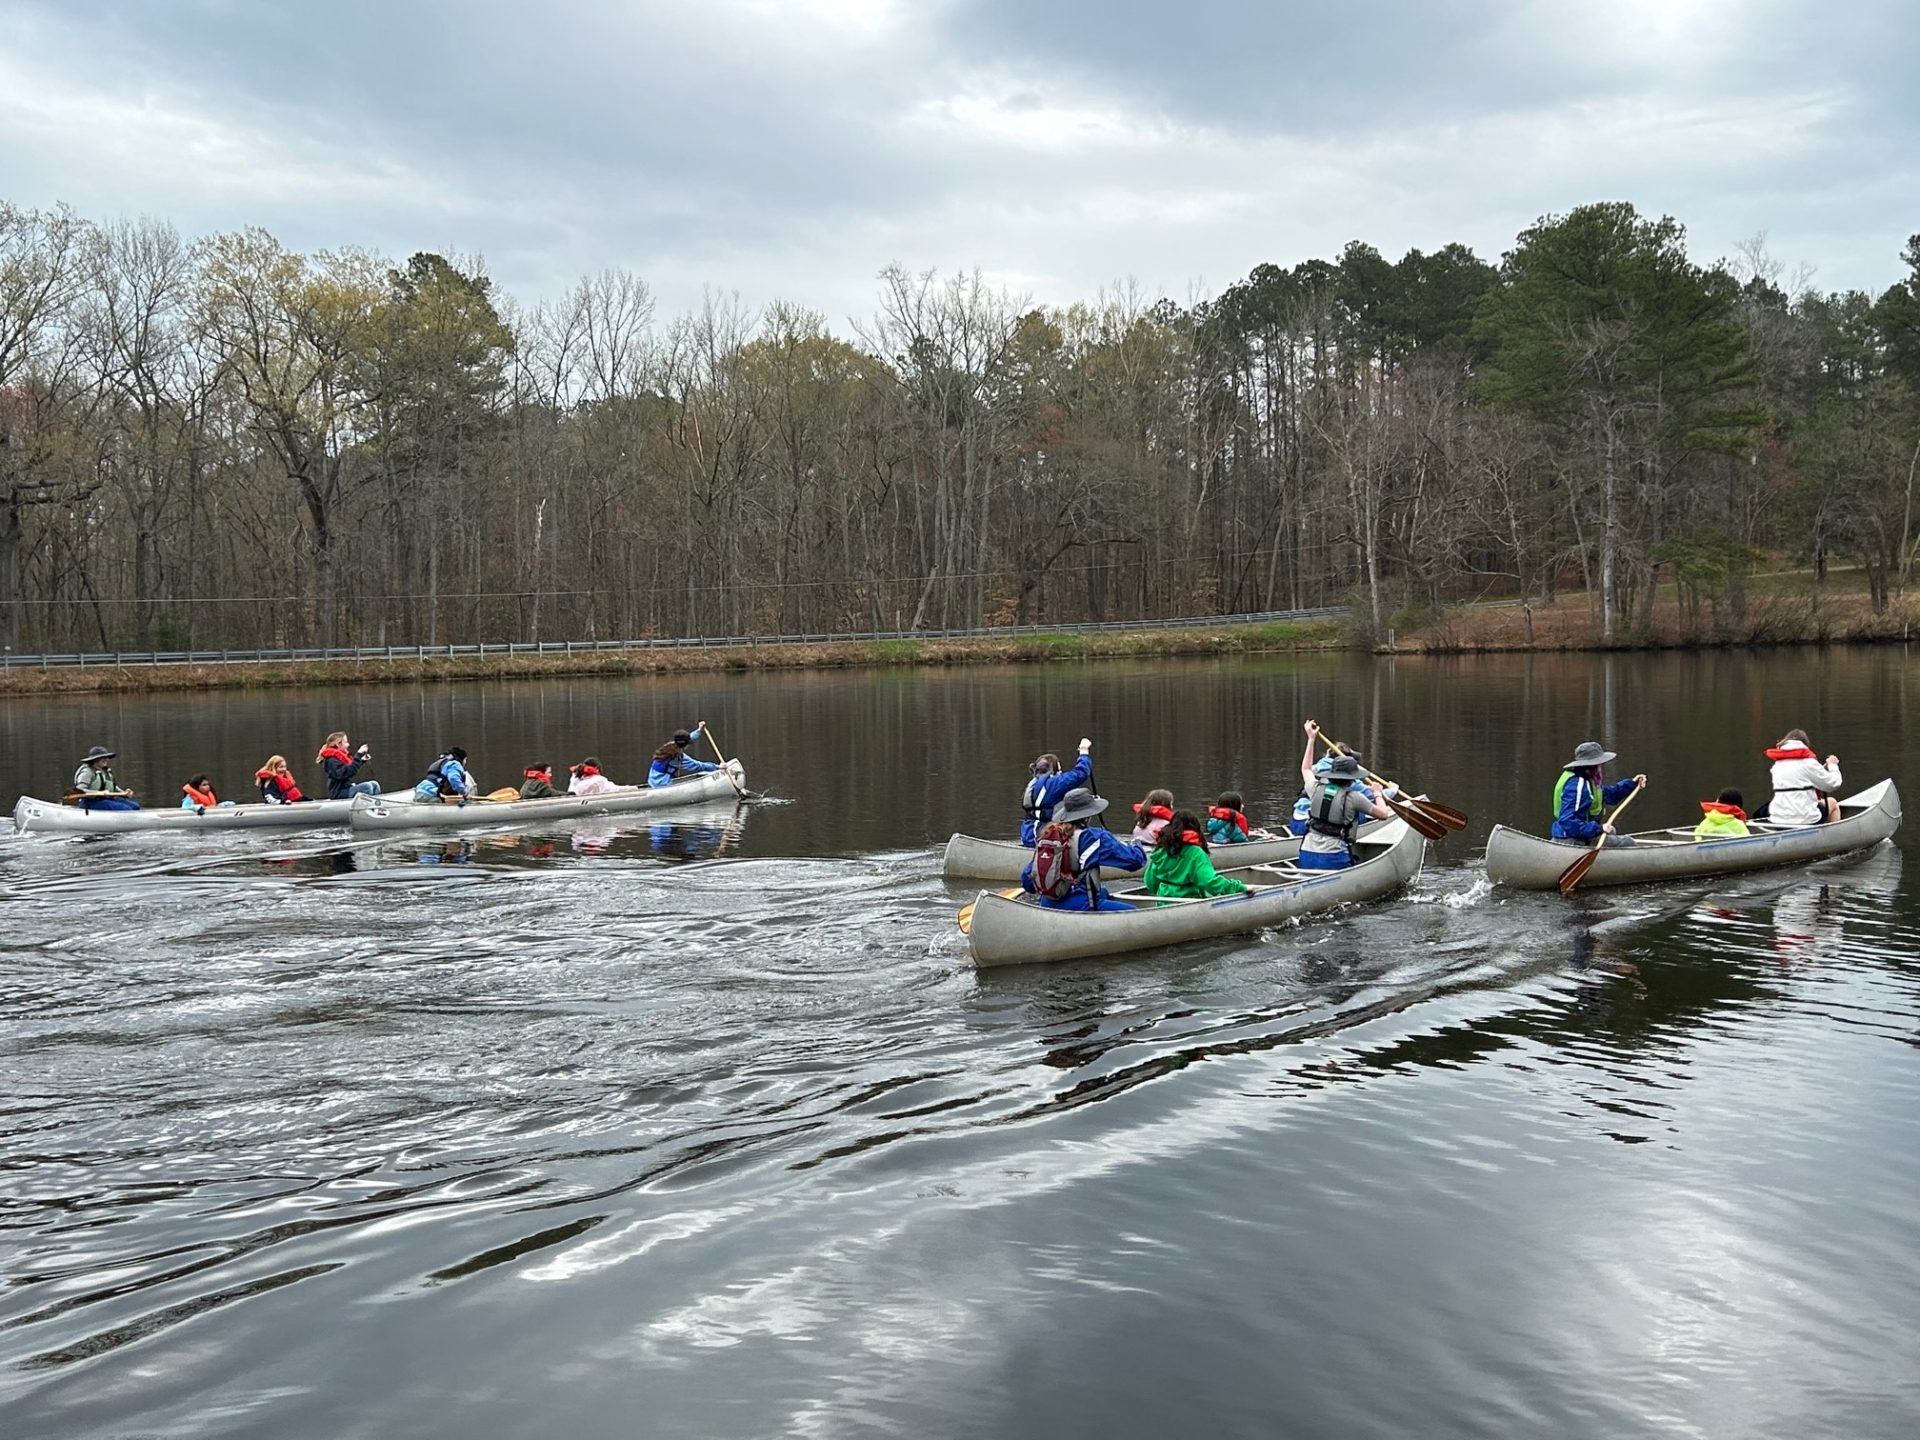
[1317,734,1467,836]
[1556,781,1645,894]
[703,722,746,798]
[958,888,1021,934]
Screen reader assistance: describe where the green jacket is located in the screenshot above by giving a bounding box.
[1142,841,1248,898]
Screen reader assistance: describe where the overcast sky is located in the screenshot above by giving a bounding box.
[2,0,1913,325]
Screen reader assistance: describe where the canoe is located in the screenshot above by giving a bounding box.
[1483,779,1902,891]
[12,794,373,835]
[964,817,1425,968]
[941,816,1386,882]
[346,761,746,831]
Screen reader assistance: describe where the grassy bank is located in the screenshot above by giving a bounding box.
[0,620,1346,696]
[1391,586,1920,652]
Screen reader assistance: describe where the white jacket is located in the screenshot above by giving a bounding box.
[1766,753,1840,827]
[568,772,621,797]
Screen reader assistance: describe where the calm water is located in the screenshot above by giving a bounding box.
[3,651,1918,1439]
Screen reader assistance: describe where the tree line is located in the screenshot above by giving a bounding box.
[2,198,1917,653]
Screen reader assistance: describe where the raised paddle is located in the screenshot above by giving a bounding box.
[1556,781,1645,894]
[958,888,1021,934]
[1317,733,1467,835]
[702,721,746,798]
[1310,734,1450,841]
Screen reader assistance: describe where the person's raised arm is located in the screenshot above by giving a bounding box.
[1300,720,1321,789]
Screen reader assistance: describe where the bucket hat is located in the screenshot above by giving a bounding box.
[82,745,115,762]
[1564,740,1616,769]
[1324,754,1362,781]
[1052,787,1109,824]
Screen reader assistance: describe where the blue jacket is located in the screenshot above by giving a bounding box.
[648,756,720,787]
[1018,753,1094,845]
[1552,772,1637,841]
[415,756,473,800]
[1020,825,1145,909]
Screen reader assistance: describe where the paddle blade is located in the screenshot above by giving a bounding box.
[958,887,1022,935]
[1386,795,1448,842]
[1407,797,1469,830]
[1556,847,1601,894]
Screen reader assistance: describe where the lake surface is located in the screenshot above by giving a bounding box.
[4,650,1918,1439]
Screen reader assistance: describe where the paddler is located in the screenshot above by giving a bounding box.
[1019,737,1093,844]
[73,745,138,811]
[1552,740,1645,845]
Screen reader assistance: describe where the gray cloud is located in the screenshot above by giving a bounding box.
[0,0,1913,326]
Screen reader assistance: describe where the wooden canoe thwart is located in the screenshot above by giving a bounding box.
[345,762,745,831]
[1483,780,1902,892]
[963,818,1426,968]
[12,794,375,835]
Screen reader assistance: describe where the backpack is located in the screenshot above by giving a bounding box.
[1031,820,1080,901]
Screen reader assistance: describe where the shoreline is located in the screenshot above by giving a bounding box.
[4,593,1914,696]
[0,621,1345,695]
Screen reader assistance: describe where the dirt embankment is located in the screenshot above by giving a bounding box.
[0,621,1345,696]
[1391,590,1920,652]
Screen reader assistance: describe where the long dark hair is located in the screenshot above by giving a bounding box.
[652,741,683,763]
[1157,809,1209,853]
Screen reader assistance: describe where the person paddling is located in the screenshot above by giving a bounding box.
[72,746,138,811]
[1759,730,1840,826]
[1551,740,1644,845]
[1297,743,1395,871]
[1020,738,1094,845]
[1020,787,1145,911]
[415,748,477,803]
[317,732,380,799]
[648,723,721,788]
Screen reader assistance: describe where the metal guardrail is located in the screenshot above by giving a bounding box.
[3,610,1351,675]
[0,608,1345,669]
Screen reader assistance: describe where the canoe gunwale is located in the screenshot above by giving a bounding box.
[12,794,362,835]
[345,761,746,831]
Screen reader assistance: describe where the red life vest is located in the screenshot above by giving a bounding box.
[1700,800,1748,821]
[1765,744,1815,761]
[182,782,217,807]
[319,745,354,766]
[1133,802,1173,822]
[1208,805,1250,837]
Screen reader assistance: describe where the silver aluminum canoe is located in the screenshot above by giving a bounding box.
[964,817,1425,968]
[346,762,745,831]
[1483,779,1901,891]
[941,822,1381,882]
[12,794,369,835]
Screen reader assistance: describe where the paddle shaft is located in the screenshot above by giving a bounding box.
[704,724,746,797]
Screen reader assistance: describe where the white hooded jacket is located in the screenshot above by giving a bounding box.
[1766,745,1840,827]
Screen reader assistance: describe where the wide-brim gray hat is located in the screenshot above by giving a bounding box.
[1565,740,1616,769]
[82,745,115,762]
[1324,754,1362,780]
[1053,787,1108,824]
